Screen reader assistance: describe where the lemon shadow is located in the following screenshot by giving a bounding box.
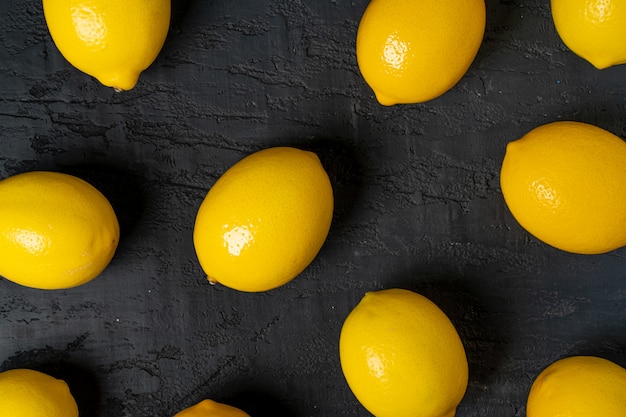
[564,335,626,368]
[224,389,297,417]
[57,164,147,246]
[261,135,367,237]
[383,270,511,397]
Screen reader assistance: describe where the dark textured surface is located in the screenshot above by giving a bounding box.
[1,0,626,416]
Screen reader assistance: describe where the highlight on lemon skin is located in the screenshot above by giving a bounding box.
[42,0,171,91]
[193,147,334,292]
[500,121,626,255]
[356,0,486,105]
[0,170,120,290]
[551,0,626,69]
[174,399,251,417]
[339,288,468,417]
[527,356,626,417]
[0,368,79,417]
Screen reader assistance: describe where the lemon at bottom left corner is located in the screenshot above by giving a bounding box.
[0,170,120,290]
[174,399,251,417]
[0,368,78,417]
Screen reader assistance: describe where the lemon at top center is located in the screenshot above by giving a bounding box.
[356,0,486,105]
[193,147,334,292]
[42,0,171,90]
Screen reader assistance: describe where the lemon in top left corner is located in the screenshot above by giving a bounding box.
[0,171,120,290]
[43,0,171,91]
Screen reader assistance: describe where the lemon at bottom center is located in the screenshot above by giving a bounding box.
[174,399,250,417]
[339,288,468,417]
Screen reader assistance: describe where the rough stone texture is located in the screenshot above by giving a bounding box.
[1,0,626,416]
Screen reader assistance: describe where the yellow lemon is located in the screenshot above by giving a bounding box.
[500,121,626,254]
[527,356,626,417]
[0,171,119,289]
[193,147,334,292]
[339,288,468,417]
[174,399,251,417]
[43,0,171,90]
[356,0,486,105]
[551,0,626,69]
[0,368,79,417]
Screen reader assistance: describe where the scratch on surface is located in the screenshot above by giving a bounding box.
[250,315,281,342]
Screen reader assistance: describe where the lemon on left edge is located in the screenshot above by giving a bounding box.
[0,368,79,417]
[0,171,119,290]
[43,0,171,91]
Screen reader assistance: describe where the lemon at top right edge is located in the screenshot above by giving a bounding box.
[356,0,486,105]
[527,356,626,417]
[500,121,626,255]
[551,0,626,69]
[339,288,468,417]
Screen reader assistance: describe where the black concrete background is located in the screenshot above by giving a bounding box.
[1,0,626,416]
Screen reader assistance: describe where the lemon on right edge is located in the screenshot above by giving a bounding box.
[551,0,626,69]
[356,0,486,105]
[500,121,626,255]
[527,356,626,417]
[339,288,468,417]
[174,399,250,417]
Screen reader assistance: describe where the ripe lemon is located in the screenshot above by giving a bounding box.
[527,356,626,417]
[551,0,626,69]
[174,399,251,417]
[500,121,626,254]
[339,288,468,417]
[42,0,171,90]
[0,368,79,417]
[356,0,486,105]
[193,147,334,292]
[0,171,119,289]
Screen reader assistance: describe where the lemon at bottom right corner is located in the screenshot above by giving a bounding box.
[500,120,626,255]
[339,288,468,417]
[527,356,626,417]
